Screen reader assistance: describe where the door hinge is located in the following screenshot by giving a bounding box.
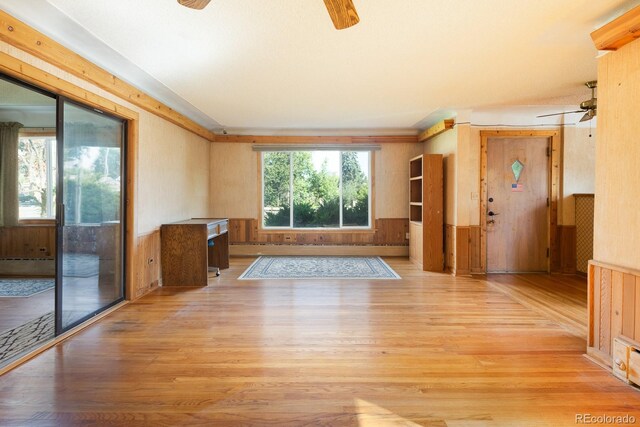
[546,248,550,258]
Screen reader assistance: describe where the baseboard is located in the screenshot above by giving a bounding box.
[586,346,612,369]
[230,245,409,257]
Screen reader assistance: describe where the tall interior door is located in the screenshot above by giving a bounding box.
[486,137,549,273]
[57,99,126,332]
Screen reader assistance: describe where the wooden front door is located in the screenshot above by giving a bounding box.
[486,137,549,272]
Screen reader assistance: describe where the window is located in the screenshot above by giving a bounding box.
[262,150,371,229]
[18,133,57,219]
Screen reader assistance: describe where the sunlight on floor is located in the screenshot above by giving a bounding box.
[355,398,422,426]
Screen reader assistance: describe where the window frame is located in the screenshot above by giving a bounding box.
[260,149,373,230]
[17,130,57,221]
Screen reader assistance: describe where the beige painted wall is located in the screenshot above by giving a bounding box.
[561,126,596,225]
[425,127,458,225]
[0,40,211,236]
[210,143,258,219]
[376,142,423,218]
[457,124,480,226]
[137,115,210,233]
[209,142,422,221]
[593,40,640,269]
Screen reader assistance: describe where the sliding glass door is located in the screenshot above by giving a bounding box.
[57,99,126,332]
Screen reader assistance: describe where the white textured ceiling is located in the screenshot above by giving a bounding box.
[1,0,638,133]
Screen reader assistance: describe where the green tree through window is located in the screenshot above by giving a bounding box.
[263,151,370,228]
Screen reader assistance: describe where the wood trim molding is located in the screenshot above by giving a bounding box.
[0,52,138,122]
[590,259,640,277]
[479,130,560,273]
[418,119,454,143]
[591,5,640,51]
[0,10,215,141]
[213,134,419,144]
[125,119,138,301]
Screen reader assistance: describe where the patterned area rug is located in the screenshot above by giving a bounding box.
[238,256,401,280]
[0,278,55,297]
[0,311,54,365]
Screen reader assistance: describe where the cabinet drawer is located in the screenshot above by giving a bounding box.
[629,349,640,386]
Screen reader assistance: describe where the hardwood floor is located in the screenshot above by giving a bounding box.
[482,273,588,339]
[0,258,639,426]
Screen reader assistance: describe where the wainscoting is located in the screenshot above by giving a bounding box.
[228,218,409,256]
[587,260,640,367]
[133,230,161,299]
[554,225,577,274]
[0,226,55,277]
[0,226,55,259]
[444,225,482,276]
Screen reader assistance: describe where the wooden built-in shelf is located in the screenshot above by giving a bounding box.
[408,154,443,272]
[410,155,423,178]
[410,155,423,212]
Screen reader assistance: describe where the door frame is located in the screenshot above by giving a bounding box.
[55,96,129,334]
[0,58,139,302]
[480,130,561,273]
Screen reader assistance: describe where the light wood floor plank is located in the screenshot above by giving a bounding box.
[0,257,638,426]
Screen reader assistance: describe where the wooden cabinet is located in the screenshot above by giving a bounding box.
[160,218,229,287]
[408,154,443,272]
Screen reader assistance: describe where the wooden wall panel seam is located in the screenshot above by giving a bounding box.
[588,260,640,366]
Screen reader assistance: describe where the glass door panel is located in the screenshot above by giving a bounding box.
[58,100,125,331]
[0,74,56,368]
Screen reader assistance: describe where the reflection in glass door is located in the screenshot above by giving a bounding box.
[57,100,125,332]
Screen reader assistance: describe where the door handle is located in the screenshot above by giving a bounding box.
[57,203,65,226]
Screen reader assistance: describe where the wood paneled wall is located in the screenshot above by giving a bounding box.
[588,260,640,367]
[555,225,577,274]
[0,226,55,258]
[469,226,482,273]
[445,225,455,273]
[444,225,482,276]
[228,218,409,246]
[133,230,161,299]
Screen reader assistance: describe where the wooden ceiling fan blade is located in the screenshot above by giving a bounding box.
[177,0,211,10]
[323,0,360,30]
[536,110,584,118]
